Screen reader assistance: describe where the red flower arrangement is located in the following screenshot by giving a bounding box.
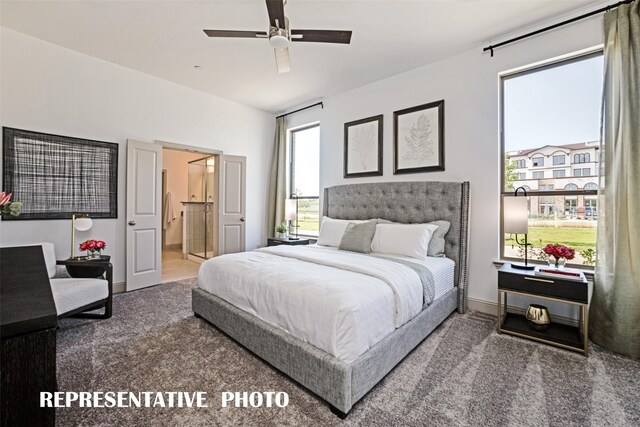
[80,239,107,253]
[543,243,575,261]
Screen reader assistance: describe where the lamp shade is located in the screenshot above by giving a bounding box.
[285,199,297,221]
[503,196,528,234]
[74,217,93,231]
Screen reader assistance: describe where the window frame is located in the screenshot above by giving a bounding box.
[499,49,602,267]
[289,122,321,237]
[531,156,544,167]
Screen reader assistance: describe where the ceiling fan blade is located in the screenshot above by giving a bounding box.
[290,29,352,44]
[203,29,267,38]
[274,47,291,74]
[266,0,286,29]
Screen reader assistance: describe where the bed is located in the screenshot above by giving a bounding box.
[192,181,470,416]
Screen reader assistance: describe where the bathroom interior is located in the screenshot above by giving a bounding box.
[161,149,219,282]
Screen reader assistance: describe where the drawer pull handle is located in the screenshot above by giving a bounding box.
[524,276,554,284]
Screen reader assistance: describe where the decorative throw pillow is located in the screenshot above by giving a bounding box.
[339,219,378,253]
[426,220,451,257]
[377,219,451,257]
[317,217,351,247]
[371,223,438,260]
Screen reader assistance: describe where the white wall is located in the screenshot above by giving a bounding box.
[286,17,603,313]
[0,28,275,284]
[162,149,203,247]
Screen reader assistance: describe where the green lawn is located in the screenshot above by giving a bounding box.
[505,226,596,252]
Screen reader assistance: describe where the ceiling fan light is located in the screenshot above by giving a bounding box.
[269,34,289,49]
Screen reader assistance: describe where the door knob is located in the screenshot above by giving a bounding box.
[128,221,136,226]
[240,217,245,222]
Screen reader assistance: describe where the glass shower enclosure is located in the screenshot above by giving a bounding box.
[182,156,217,261]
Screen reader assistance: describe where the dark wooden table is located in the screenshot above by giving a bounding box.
[497,263,589,356]
[1,246,57,426]
[267,237,311,246]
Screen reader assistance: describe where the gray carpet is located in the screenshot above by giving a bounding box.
[57,279,640,426]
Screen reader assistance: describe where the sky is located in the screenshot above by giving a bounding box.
[503,54,603,152]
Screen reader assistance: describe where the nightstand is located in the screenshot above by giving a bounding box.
[61,255,111,279]
[267,237,311,247]
[497,263,589,356]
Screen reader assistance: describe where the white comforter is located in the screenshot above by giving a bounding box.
[197,245,424,363]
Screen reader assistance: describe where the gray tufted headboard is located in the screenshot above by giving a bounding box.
[323,181,470,313]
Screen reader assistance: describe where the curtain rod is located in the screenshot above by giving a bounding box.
[276,101,323,119]
[483,0,635,57]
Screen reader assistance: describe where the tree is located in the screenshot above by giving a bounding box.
[403,114,434,161]
[504,158,518,191]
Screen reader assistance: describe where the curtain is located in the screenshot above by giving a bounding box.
[267,116,288,238]
[589,1,640,359]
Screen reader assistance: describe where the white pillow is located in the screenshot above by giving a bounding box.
[370,223,438,260]
[316,217,352,247]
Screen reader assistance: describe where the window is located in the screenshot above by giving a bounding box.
[532,171,544,179]
[289,124,320,236]
[574,153,591,163]
[518,173,526,180]
[502,51,603,266]
[516,159,526,168]
[553,155,565,165]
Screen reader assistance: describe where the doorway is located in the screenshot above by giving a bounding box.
[126,139,246,291]
[161,148,218,283]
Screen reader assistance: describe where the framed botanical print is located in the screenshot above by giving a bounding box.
[393,100,444,174]
[344,114,383,178]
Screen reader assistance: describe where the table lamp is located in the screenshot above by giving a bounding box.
[71,214,93,259]
[504,186,534,270]
[285,197,299,240]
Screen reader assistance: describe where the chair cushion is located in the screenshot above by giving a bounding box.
[49,278,108,315]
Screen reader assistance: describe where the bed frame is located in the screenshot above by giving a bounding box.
[192,181,470,416]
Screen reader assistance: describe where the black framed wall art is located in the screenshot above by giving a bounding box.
[2,127,118,220]
[393,100,445,174]
[344,114,383,178]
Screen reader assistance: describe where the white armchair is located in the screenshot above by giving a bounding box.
[40,242,113,319]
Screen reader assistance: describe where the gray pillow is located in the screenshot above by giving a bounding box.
[427,220,451,257]
[339,219,378,253]
[377,219,451,257]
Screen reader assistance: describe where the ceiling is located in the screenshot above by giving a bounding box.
[1,0,601,113]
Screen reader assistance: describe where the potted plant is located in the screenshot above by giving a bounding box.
[0,191,22,217]
[542,243,575,269]
[275,223,288,239]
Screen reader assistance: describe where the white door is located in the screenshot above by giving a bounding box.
[126,140,162,291]
[218,155,246,255]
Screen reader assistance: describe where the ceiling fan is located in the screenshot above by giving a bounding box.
[203,0,352,73]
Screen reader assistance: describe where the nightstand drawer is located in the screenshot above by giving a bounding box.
[498,271,587,303]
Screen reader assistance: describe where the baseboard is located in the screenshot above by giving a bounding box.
[468,296,579,327]
[113,282,126,294]
[163,243,181,250]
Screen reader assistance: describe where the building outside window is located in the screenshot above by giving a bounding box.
[289,124,320,237]
[502,51,602,266]
[532,171,544,179]
[532,156,544,167]
[553,154,566,165]
[516,159,526,168]
[574,153,591,163]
